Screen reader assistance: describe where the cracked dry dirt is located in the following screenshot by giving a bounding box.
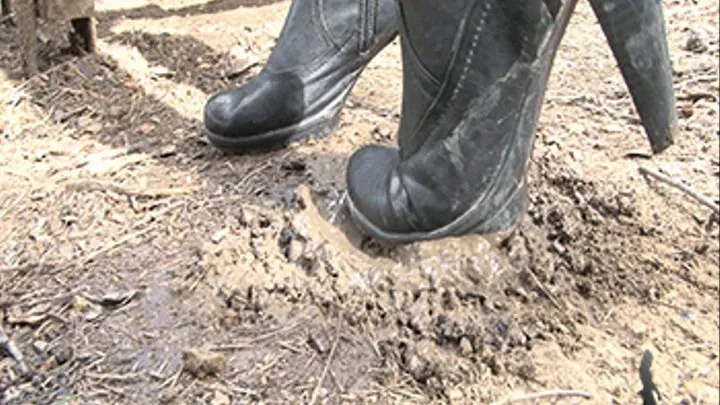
[1,0,719,404]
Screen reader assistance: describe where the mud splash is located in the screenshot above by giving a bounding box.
[201,185,540,395]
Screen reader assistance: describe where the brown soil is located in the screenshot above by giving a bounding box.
[1,1,718,404]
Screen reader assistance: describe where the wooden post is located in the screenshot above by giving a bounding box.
[1,0,12,16]
[41,0,96,53]
[17,0,39,76]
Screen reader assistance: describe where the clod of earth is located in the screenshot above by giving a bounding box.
[182,348,226,379]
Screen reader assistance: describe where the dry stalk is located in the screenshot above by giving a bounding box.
[492,389,593,404]
[308,335,340,405]
[525,268,563,310]
[65,179,198,199]
[639,166,719,213]
[81,225,157,265]
[209,322,300,351]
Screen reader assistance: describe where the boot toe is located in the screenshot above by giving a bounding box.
[203,73,306,139]
[203,90,240,136]
[347,145,404,234]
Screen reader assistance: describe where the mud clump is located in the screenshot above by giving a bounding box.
[182,349,225,379]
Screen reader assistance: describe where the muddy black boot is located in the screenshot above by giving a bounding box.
[346,0,678,244]
[203,0,398,152]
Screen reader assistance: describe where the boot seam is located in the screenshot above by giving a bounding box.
[402,0,491,158]
[358,0,378,56]
[397,2,441,86]
[316,0,344,51]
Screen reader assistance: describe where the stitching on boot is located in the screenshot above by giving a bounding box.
[407,0,493,145]
[450,1,492,102]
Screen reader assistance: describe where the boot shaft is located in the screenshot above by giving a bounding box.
[267,0,398,71]
[396,0,575,158]
[346,0,678,243]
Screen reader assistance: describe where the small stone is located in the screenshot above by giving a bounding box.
[287,239,305,262]
[212,390,230,405]
[150,66,175,78]
[182,349,225,379]
[138,122,156,134]
[459,337,473,356]
[33,341,49,355]
[402,347,433,383]
[73,295,103,321]
[680,104,694,119]
[372,125,393,140]
[211,228,229,244]
[157,145,177,157]
[684,30,707,53]
[51,344,74,365]
[308,329,329,354]
[73,295,90,312]
[602,124,623,134]
[448,388,464,403]
[566,122,585,136]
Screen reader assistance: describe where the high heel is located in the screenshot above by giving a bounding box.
[589,0,678,153]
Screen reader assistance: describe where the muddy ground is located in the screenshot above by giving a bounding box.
[0,0,718,404]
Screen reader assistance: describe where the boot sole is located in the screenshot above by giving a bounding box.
[347,180,527,245]
[206,106,344,153]
[204,81,351,154]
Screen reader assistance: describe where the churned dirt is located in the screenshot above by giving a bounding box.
[1,0,718,404]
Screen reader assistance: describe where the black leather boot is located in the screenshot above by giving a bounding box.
[204,0,398,152]
[346,0,678,244]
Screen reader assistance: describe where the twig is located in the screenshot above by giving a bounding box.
[639,166,719,213]
[65,180,198,199]
[309,335,340,405]
[493,389,593,404]
[525,268,563,310]
[0,327,29,375]
[131,200,187,230]
[55,105,89,123]
[278,341,304,354]
[82,225,157,265]
[209,323,300,351]
[232,150,293,193]
[85,371,146,382]
[159,369,182,390]
[329,369,345,394]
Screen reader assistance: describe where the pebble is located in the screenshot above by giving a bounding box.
[307,329,330,354]
[211,228,229,244]
[182,348,225,378]
[684,30,707,53]
[459,337,473,356]
[33,340,49,355]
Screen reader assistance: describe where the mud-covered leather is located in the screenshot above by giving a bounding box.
[348,0,677,240]
[204,0,398,138]
[348,0,568,235]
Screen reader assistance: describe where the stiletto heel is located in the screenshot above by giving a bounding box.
[589,0,679,154]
